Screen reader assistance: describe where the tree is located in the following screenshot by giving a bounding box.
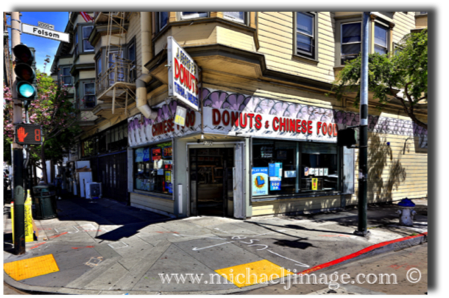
[331,29,427,130]
[3,71,82,183]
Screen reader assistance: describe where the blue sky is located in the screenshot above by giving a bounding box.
[6,12,70,74]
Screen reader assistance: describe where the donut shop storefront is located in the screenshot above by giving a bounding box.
[127,88,356,219]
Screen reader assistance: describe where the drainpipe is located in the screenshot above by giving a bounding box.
[136,12,157,120]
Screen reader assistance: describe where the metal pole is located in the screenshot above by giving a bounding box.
[11,11,26,254]
[354,12,370,237]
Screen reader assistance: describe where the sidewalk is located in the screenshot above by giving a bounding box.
[3,196,427,294]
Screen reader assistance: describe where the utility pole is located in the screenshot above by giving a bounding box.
[11,11,26,254]
[354,12,370,237]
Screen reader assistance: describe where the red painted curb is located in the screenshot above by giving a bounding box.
[298,232,427,275]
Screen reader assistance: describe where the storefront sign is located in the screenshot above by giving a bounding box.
[128,100,200,147]
[206,107,338,142]
[167,36,200,111]
[174,105,187,126]
[252,167,268,196]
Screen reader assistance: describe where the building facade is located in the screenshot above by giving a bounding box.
[72,11,427,218]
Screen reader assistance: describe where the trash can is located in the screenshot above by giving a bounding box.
[32,185,57,219]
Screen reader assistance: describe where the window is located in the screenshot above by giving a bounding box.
[295,12,316,59]
[374,23,389,55]
[181,12,208,19]
[223,12,245,23]
[158,12,169,30]
[74,31,78,57]
[341,22,361,64]
[134,142,173,194]
[128,41,136,82]
[61,67,72,86]
[84,83,95,108]
[252,139,339,196]
[83,26,94,52]
[96,55,102,78]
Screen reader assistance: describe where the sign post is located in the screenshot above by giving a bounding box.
[11,11,26,255]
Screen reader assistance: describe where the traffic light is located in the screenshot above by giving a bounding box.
[13,44,37,100]
[337,127,358,148]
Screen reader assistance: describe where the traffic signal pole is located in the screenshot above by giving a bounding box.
[11,11,26,255]
[354,12,370,237]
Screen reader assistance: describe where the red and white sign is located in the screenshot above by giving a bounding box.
[203,107,338,142]
[167,36,200,111]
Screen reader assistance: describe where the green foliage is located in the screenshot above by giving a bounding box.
[3,71,82,167]
[331,29,427,129]
[3,137,12,165]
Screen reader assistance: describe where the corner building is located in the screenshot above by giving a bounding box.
[80,12,427,218]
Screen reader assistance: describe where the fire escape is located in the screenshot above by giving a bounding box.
[94,12,139,117]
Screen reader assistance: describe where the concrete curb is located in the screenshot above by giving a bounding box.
[298,232,428,275]
[4,232,427,295]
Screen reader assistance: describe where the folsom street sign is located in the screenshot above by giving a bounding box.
[167,36,201,111]
[22,23,70,43]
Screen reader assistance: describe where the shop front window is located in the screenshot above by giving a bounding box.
[134,142,173,194]
[252,139,339,196]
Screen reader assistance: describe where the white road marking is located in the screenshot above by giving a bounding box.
[267,250,310,268]
[192,241,234,251]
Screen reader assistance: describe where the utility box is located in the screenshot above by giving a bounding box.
[86,182,102,199]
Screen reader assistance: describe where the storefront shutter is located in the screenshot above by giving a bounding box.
[342,146,355,194]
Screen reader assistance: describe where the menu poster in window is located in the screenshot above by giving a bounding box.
[162,146,172,158]
[284,171,296,178]
[270,179,281,191]
[324,168,328,176]
[252,167,268,196]
[304,167,309,176]
[319,168,324,176]
[143,148,150,162]
[154,159,164,169]
[269,163,282,179]
[135,148,144,162]
[157,168,164,175]
[309,168,315,175]
[277,150,287,160]
[261,146,273,158]
[152,148,162,160]
[165,171,171,183]
[312,178,318,190]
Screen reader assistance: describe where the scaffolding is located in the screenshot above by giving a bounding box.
[95,12,139,116]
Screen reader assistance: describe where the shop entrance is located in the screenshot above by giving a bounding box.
[189,148,234,217]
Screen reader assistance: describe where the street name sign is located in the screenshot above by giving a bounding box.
[38,21,55,30]
[22,23,70,43]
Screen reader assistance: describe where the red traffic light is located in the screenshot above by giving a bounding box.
[14,64,35,81]
[13,44,34,65]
